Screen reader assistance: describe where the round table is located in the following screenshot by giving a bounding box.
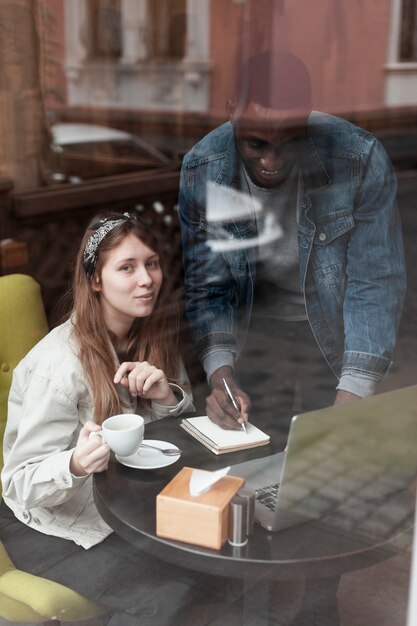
[94,417,414,624]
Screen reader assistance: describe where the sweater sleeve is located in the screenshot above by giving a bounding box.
[150,357,195,418]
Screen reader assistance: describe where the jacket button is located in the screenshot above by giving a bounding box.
[22,511,30,520]
[1,363,10,372]
[228,232,234,239]
[33,517,40,524]
[319,232,327,241]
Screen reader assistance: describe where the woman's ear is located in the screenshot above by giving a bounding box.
[91,275,101,292]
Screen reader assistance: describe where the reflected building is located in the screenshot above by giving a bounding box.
[63,0,211,112]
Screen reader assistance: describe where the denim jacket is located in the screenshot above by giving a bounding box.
[179,112,406,386]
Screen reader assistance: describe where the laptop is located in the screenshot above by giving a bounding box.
[230,385,417,535]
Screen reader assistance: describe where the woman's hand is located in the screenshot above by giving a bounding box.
[114,361,177,405]
[70,421,110,477]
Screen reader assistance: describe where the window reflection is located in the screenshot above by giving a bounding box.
[0,2,416,625]
[88,0,122,59]
[400,0,417,61]
[148,0,186,60]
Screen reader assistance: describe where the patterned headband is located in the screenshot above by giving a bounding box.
[83,212,134,281]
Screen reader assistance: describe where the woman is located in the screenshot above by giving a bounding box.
[0,212,197,625]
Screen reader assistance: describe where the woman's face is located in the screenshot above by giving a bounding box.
[93,233,163,335]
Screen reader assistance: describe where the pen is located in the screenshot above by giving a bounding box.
[222,377,247,433]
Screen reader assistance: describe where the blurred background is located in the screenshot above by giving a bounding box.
[0,0,416,311]
[1,0,416,390]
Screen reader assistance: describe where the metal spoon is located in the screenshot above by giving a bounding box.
[140,443,182,456]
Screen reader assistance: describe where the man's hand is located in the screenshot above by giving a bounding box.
[334,389,361,405]
[206,366,251,429]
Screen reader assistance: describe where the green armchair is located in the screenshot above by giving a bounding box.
[0,274,107,625]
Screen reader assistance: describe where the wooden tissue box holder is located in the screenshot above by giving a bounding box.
[156,466,245,549]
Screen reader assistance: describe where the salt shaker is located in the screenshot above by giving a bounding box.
[238,487,255,535]
[228,495,248,547]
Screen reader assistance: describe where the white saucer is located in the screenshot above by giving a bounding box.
[116,439,181,469]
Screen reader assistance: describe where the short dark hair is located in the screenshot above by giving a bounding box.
[233,50,312,114]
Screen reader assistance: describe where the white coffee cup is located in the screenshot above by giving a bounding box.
[90,413,144,456]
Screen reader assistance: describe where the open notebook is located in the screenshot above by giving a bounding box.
[180,415,270,455]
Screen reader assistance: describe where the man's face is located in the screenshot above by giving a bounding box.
[231,102,309,189]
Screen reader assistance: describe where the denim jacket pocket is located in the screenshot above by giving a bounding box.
[197,217,255,274]
[312,211,354,245]
[313,211,355,246]
[199,216,256,240]
[307,212,353,301]
[313,262,347,306]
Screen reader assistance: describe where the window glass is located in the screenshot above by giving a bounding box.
[400,0,417,61]
[148,0,186,59]
[88,0,122,58]
[1,3,417,625]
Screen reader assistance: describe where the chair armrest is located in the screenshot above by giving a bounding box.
[0,569,106,621]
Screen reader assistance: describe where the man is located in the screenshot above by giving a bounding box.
[179,50,406,434]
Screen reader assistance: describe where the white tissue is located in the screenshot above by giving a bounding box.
[189,466,231,497]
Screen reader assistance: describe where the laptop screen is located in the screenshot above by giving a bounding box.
[230,385,417,535]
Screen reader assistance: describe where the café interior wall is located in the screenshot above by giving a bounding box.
[209,0,392,117]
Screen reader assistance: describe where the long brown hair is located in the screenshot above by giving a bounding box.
[70,213,180,424]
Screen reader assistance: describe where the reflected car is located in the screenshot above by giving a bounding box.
[48,123,174,183]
